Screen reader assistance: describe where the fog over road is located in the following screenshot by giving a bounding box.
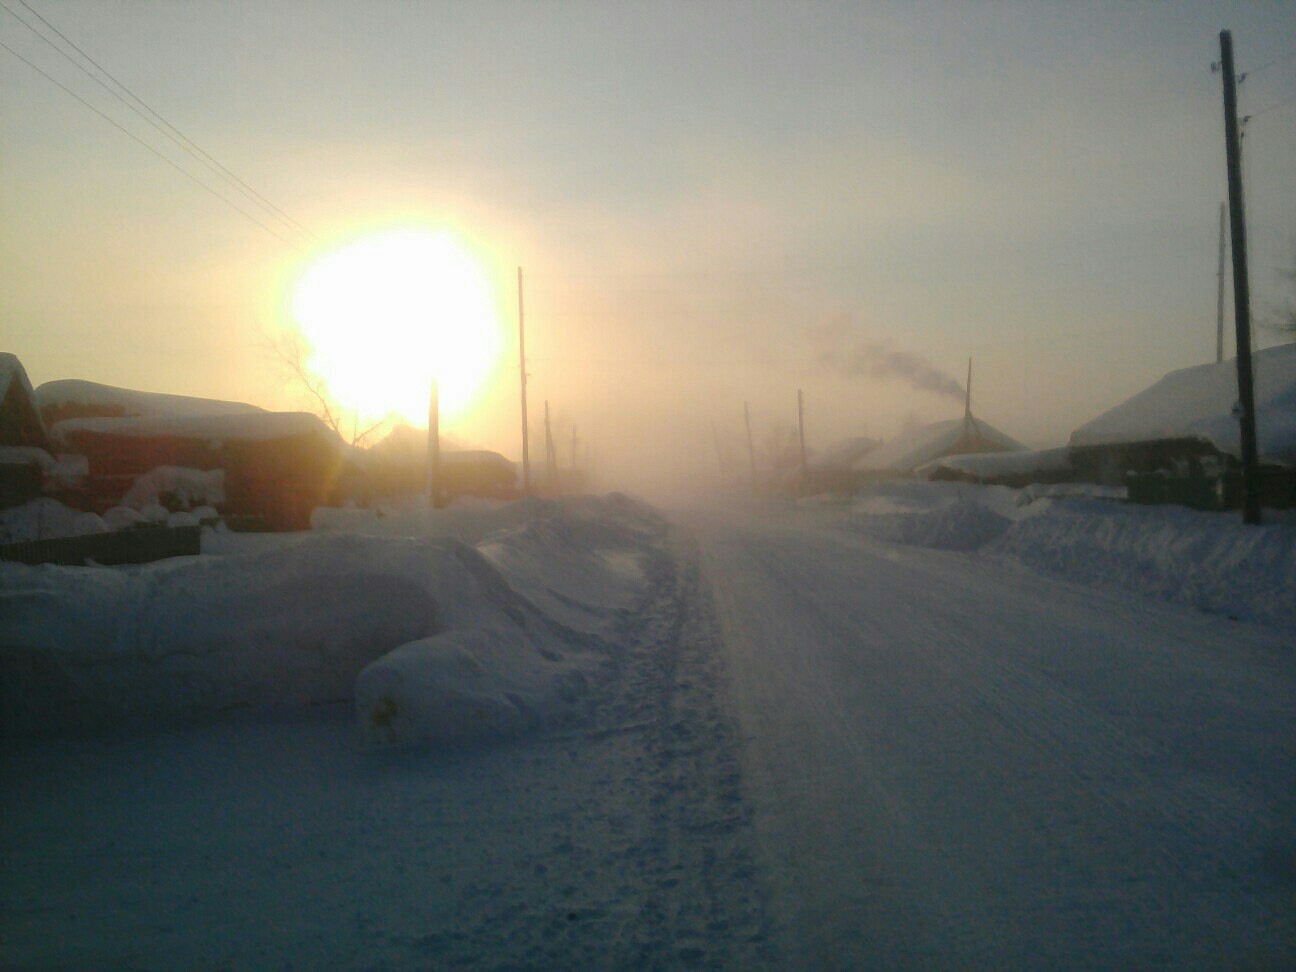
[682,503,1295,969]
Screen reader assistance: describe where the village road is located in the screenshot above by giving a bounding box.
[683,503,1296,970]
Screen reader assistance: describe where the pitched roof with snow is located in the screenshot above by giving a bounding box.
[35,379,265,420]
[51,411,340,444]
[855,417,1026,474]
[1069,343,1296,464]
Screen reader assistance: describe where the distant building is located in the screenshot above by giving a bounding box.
[1,354,52,509]
[1068,345,1296,507]
[856,413,1026,479]
[363,424,516,500]
[51,410,357,531]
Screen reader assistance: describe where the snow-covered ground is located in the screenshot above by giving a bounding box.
[689,493,1294,968]
[841,480,1296,630]
[3,484,1293,968]
[0,493,774,968]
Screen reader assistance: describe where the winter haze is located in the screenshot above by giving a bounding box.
[3,0,1295,499]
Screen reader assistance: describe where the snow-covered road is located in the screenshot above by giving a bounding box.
[686,504,1295,969]
[3,495,1293,969]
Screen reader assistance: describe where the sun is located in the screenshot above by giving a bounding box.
[290,228,502,428]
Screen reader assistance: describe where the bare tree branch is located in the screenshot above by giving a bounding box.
[256,323,396,446]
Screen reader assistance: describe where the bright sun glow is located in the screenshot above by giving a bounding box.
[290,229,501,427]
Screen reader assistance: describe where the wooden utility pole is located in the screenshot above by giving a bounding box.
[426,379,443,508]
[544,400,557,487]
[518,267,531,493]
[796,389,807,484]
[1218,30,1262,524]
[711,422,726,485]
[1216,203,1227,363]
[964,358,973,418]
[743,401,757,495]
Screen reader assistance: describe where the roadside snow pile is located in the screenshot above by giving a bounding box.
[844,481,1295,629]
[986,500,1296,629]
[847,481,1025,550]
[0,497,107,543]
[312,495,536,545]
[0,494,666,741]
[1015,482,1127,505]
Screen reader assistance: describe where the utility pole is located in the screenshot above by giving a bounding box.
[796,389,807,487]
[426,379,443,508]
[518,267,531,494]
[544,400,556,489]
[964,358,973,420]
[1218,30,1262,525]
[711,422,726,486]
[1216,203,1227,363]
[743,401,757,495]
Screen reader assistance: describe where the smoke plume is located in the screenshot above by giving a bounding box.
[812,318,965,401]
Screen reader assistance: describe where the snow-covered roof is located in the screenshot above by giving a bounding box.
[808,435,880,470]
[34,379,265,419]
[915,447,1071,481]
[855,417,1026,473]
[366,423,469,462]
[51,411,340,444]
[1069,344,1296,463]
[0,352,36,404]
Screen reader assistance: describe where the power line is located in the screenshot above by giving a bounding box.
[0,39,303,251]
[3,0,315,241]
[1242,92,1296,124]
[1238,49,1296,83]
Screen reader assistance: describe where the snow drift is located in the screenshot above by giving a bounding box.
[0,494,666,742]
[843,481,1295,629]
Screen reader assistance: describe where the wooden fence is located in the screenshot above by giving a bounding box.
[0,525,201,566]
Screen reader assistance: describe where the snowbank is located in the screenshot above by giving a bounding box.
[843,481,1295,629]
[0,494,666,742]
[0,498,104,543]
[985,500,1296,630]
[356,627,589,746]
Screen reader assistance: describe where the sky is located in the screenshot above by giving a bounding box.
[2,0,1294,497]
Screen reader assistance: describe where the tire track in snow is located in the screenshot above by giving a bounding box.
[589,528,777,968]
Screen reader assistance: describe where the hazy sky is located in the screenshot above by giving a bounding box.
[3,1,1294,495]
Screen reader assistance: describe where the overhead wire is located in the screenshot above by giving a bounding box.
[0,38,304,251]
[1238,49,1296,83]
[2,0,316,242]
[1243,91,1296,123]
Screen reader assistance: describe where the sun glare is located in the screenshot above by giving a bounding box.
[290,229,502,428]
